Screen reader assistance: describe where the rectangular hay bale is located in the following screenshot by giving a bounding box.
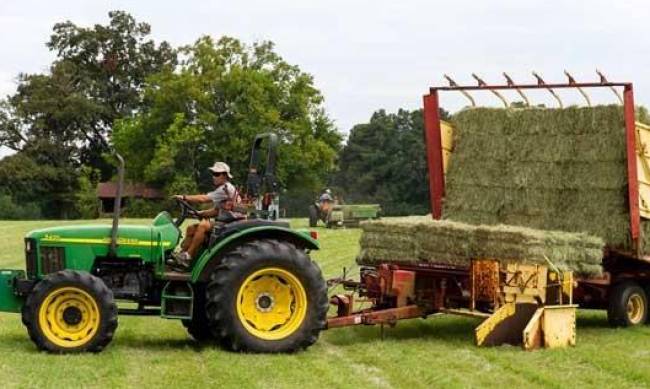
[357,217,604,276]
[445,104,650,252]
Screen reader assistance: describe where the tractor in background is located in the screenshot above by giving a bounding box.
[308,191,381,228]
[0,133,328,353]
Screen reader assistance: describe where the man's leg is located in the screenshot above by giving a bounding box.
[186,219,213,259]
[180,224,198,251]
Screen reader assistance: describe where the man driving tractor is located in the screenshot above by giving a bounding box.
[170,161,241,269]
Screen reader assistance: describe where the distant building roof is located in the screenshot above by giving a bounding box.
[96,182,164,199]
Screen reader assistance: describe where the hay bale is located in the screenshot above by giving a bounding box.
[444,105,643,252]
[357,217,604,276]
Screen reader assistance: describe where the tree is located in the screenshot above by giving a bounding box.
[333,108,449,216]
[113,36,342,205]
[0,11,176,217]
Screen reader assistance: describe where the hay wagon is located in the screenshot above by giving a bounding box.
[327,72,650,348]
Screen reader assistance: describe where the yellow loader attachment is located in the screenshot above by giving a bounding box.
[472,261,577,350]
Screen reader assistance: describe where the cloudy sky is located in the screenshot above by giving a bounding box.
[1,0,649,157]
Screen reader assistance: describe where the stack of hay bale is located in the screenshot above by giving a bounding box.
[444,105,630,249]
[357,105,639,276]
[357,216,604,276]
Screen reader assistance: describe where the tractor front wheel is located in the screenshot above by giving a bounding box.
[21,270,118,353]
[206,239,328,353]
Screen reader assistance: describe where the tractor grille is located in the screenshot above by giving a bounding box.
[25,238,37,278]
[40,247,66,275]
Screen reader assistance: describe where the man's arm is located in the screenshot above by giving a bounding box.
[173,194,213,204]
[198,208,220,218]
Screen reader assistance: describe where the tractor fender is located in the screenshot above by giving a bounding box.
[190,226,319,283]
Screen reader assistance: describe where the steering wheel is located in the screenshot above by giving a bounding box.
[173,197,201,227]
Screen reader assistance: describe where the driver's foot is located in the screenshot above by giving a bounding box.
[168,251,192,270]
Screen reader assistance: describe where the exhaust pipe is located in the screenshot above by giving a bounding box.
[109,153,125,258]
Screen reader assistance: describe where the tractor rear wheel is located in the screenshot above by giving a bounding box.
[308,204,319,228]
[21,270,118,353]
[206,239,328,353]
[607,280,648,327]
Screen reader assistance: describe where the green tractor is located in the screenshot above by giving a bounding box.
[309,196,381,228]
[0,134,328,353]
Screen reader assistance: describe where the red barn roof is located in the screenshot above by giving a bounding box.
[96,182,164,199]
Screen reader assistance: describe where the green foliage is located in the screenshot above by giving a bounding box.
[113,36,341,196]
[0,193,42,220]
[75,167,101,219]
[333,108,449,216]
[122,198,169,218]
[0,152,77,218]
[0,11,176,219]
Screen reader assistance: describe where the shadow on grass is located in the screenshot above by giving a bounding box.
[114,335,215,352]
[1,331,218,354]
[576,310,611,329]
[325,315,480,347]
[0,333,39,352]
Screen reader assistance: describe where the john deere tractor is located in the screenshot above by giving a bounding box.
[0,133,328,353]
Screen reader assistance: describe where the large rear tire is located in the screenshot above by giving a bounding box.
[206,239,328,353]
[182,283,214,342]
[21,270,118,353]
[607,280,648,327]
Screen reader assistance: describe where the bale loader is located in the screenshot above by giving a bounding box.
[0,133,328,353]
[326,72,650,349]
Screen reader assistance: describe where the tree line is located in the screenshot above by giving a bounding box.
[0,11,444,219]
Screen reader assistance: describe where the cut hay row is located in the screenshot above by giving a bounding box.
[357,216,604,276]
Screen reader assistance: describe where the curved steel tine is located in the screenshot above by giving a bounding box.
[503,72,530,107]
[564,70,591,107]
[472,73,509,108]
[444,74,476,107]
[533,71,563,108]
[596,69,623,104]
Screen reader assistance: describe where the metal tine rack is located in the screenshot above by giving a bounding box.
[441,70,624,108]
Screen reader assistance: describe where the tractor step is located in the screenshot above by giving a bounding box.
[161,281,193,320]
[162,271,191,281]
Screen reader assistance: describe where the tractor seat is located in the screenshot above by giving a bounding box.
[209,219,290,245]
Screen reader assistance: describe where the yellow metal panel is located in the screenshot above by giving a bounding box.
[475,302,515,346]
[636,121,650,219]
[443,150,452,173]
[502,263,547,303]
[541,305,577,348]
[441,120,454,152]
[522,307,544,351]
[441,120,454,174]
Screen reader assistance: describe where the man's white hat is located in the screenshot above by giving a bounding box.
[208,161,233,178]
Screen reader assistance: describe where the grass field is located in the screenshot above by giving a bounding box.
[1,219,650,388]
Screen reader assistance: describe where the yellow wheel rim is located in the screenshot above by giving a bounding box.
[38,286,101,348]
[627,294,645,324]
[236,267,308,341]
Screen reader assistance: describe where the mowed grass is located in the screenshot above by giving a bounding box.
[1,219,650,388]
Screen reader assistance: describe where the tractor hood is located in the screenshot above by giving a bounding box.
[27,224,157,246]
[26,212,180,265]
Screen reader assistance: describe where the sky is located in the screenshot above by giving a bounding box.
[1,0,649,157]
